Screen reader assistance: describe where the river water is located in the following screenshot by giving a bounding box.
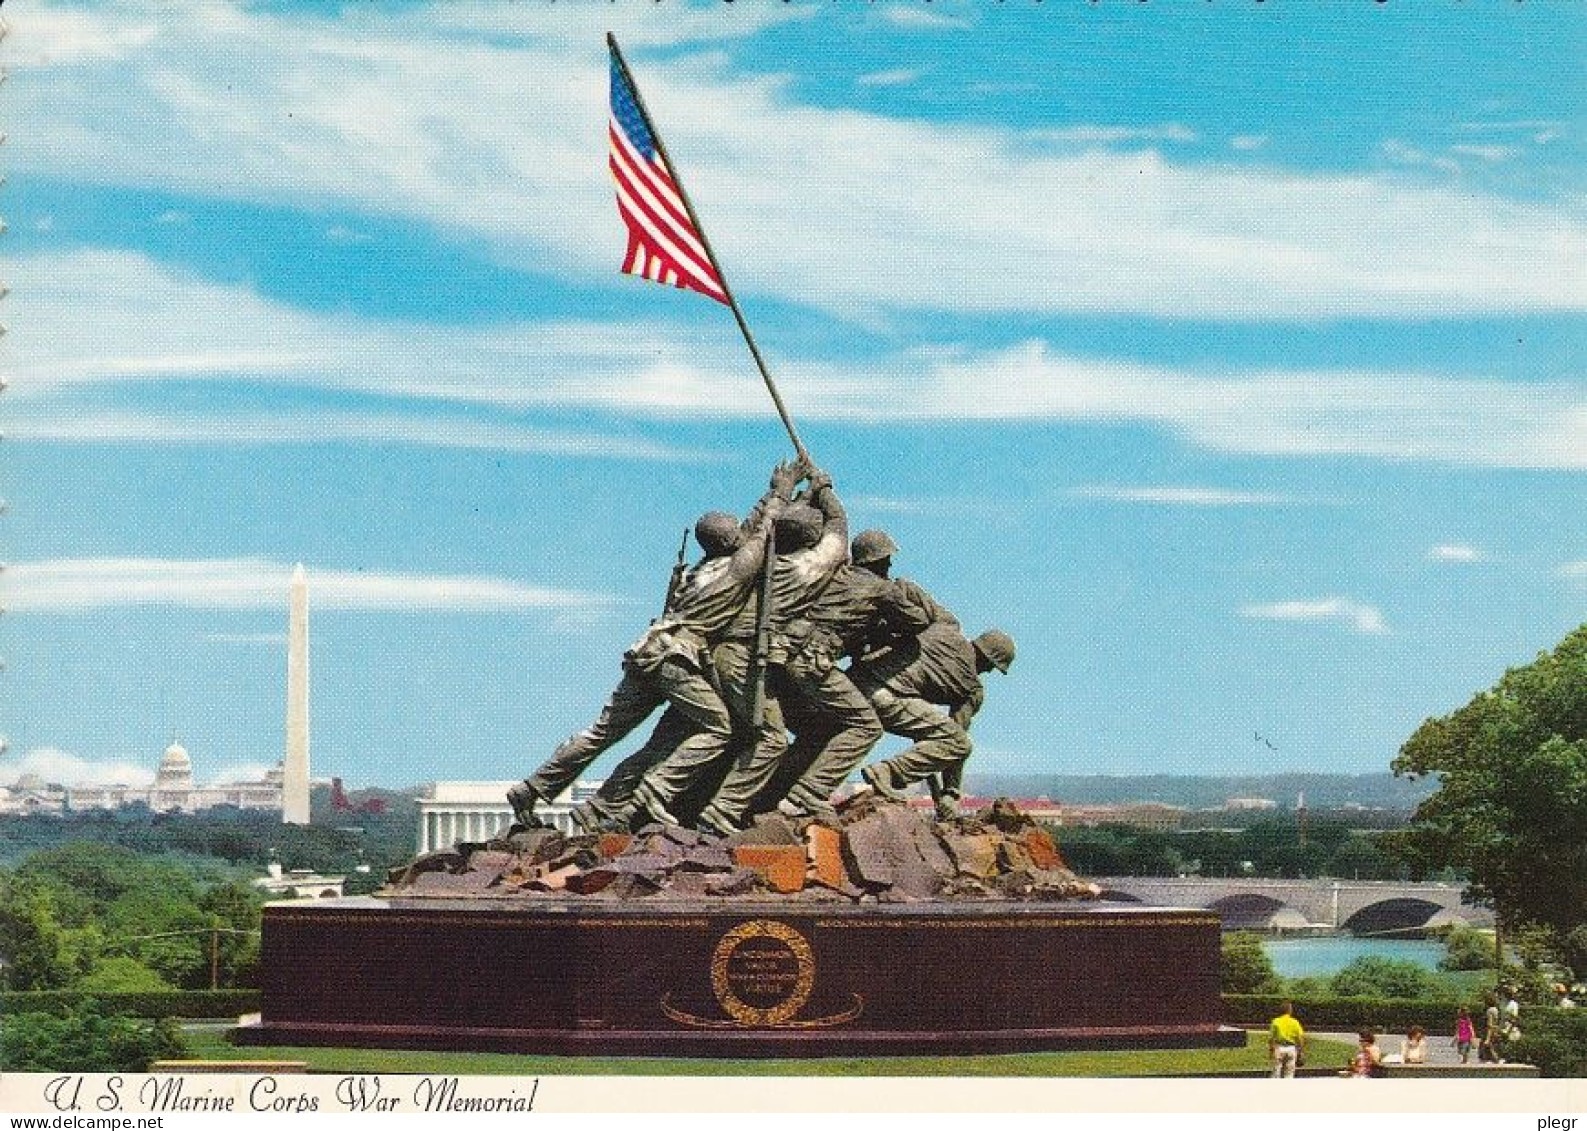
[1263,936,1447,979]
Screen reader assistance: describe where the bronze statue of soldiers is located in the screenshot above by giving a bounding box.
[505,462,801,827]
[849,561,1016,817]
[764,529,934,821]
[633,466,849,835]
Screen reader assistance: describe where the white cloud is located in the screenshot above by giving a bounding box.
[10,7,155,63]
[1381,139,1461,175]
[209,762,275,785]
[4,558,615,612]
[11,404,713,463]
[1231,135,1268,152]
[419,2,812,48]
[846,494,1013,519]
[323,224,372,244]
[8,251,1583,470]
[880,6,972,30]
[1455,119,1563,133]
[7,1,1583,320]
[1069,486,1316,506]
[1427,544,1485,563]
[857,68,925,89]
[1559,560,1587,579]
[4,747,155,788]
[1241,599,1388,636]
[1449,144,1518,164]
[1035,124,1199,145]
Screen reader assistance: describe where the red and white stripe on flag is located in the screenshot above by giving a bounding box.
[608,73,728,303]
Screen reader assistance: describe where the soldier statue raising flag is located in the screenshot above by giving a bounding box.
[508,38,1015,835]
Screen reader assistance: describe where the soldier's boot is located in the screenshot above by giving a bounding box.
[779,786,839,823]
[861,762,906,801]
[507,782,549,828]
[695,802,740,838]
[633,780,683,828]
[568,802,601,834]
[934,794,961,821]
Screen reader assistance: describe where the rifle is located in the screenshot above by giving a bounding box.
[748,525,777,735]
[661,526,690,614]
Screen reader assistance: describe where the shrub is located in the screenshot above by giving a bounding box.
[0,1002,186,1072]
[1329,956,1440,999]
[1509,1010,1587,1078]
[1221,932,1281,995]
[1224,993,1466,1034]
[1439,925,1497,972]
[0,988,260,1020]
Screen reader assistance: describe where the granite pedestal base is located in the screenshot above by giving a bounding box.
[237,897,1240,1056]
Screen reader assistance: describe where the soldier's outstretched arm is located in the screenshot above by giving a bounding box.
[950,683,986,731]
[890,576,961,632]
[722,463,799,586]
[876,580,936,638]
[739,461,801,537]
[804,467,849,572]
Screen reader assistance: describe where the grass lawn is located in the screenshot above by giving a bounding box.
[183,1029,1354,1077]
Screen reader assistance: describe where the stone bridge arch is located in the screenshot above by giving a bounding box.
[1206,894,1309,932]
[1341,898,1470,936]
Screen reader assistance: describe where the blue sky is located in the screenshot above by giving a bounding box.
[1,1,1582,794]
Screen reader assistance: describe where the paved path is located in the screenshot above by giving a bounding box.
[1312,1030,1469,1068]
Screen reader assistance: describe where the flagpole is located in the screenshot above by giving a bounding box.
[607,32,811,465]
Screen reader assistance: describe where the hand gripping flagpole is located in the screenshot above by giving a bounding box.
[607,32,811,466]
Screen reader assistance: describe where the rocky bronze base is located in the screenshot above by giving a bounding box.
[236,897,1240,1056]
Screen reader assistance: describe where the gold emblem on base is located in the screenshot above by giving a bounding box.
[660,919,863,1030]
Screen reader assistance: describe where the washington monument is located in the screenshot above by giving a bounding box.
[282,563,311,825]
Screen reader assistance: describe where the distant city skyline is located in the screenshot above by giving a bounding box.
[0,1,1581,790]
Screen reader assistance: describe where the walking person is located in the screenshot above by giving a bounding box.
[1267,1001,1307,1078]
[1480,993,1504,1063]
[1454,1007,1475,1064]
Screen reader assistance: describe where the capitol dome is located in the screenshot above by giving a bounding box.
[156,742,193,786]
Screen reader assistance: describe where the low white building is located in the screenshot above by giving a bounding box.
[254,862,345,900]
[1224,797,1278,811]
[416,780,601,855]
[0,775,69,815]
[66,742,285,815]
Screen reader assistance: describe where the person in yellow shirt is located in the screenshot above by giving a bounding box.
[1269,1002,1307,1078]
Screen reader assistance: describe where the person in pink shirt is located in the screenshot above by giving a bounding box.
[1455,1007,1476,1064]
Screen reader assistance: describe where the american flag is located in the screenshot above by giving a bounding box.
[608,48,728,304]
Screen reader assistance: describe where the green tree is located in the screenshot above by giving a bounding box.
[0,880,76,990]
[1328,956,1439,999]
[197,881,264,988]
[1438,924,1497,972]
[1324,835,1398,881]
[1391,624,1587,975]
[1221,931,1282,995]
[104,889,211,989]
[77,956,175,994]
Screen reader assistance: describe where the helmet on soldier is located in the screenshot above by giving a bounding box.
[694,511,743,558]
[851,529,899,567]
[773,505,824,552]
[972,629,1016,674]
